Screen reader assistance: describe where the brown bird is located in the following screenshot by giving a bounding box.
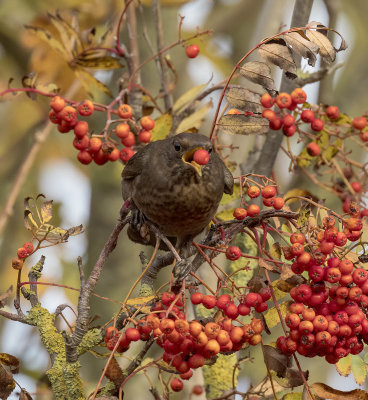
[121,132,234,250]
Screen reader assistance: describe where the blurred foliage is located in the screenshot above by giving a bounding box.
[0,0,368,398]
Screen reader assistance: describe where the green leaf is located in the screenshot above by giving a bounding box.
[351,354,367,385]
[173,82,208,113]
[176,102,212,133]
[264,300,292,329]
[322,139,341,162]
[336,354,351,377]
[151,113,173,141]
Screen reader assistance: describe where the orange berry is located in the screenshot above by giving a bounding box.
[118,104,133,119]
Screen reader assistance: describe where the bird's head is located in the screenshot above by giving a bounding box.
[170,132,213,176]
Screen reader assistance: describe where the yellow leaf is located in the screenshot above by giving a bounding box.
[74,67,112,97]
[126,295,156,307]
[141,0,190,5]
[215,208,235,222]
[351,355,367,385]
[41,200,53,223]
[176,102,212,133]
[336,354,351,377]
[270,242,282,260]
[151,113,172,141]
[24,25,68,57]
[173,82,208,113]
[220,184,240,205]
[272,280,289,301]
[282,393,302,400]
[72,56,123,70]
[264,301,292,329]
[284,189,317,204]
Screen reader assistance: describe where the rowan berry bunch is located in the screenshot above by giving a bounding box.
[104,289,266,393]
[48,96,155,166]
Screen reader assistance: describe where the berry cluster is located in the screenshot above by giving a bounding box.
[276,209,368,363]
[104,290,266,393]
[12,242,34,270]
[48,96,155,165]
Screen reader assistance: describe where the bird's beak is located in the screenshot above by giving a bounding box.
[182,147,203,176]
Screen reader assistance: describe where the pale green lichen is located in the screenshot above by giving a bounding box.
[21,288,36,300]
[26,304,85,400]
[77,328,103,355]
[30,259,44,279]
[139,283,154,297]
[99,380,117,396]
[195,303,215,319]
[203,354,238,398]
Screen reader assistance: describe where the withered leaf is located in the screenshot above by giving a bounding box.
[258,39,297,79]
[0,286,13,309]
[225,87,262,113]
[239,61,276,93]
[306,22,336,63]
[66,224,84,237]
[24,210,38,231]
[270,242,282,260]
[283,31,319,67]
[24,25,68,57]
[41,200,53,223]
[274,368,309,388]
[218,114,269,135]
[0,367,15,400]
[105,356,124,388]
[280,264,294,280]
[309,382,368,400]
[259,258,276,271]
[19,389,33,400]
[0,353,20,374]
[263,345,291,376]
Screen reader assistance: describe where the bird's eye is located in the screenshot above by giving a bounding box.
[208,145,213,153]
[174,142,181,152]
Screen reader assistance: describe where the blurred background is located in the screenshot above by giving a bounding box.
[0,0,367,398]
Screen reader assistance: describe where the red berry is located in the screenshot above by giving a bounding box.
[116,123,130,139]
[352,116,367,130]
[77,150,93,165]
[225,303,239,319]
[58,106,77,124]
[247,186,260,198]
[185,44,200,58]
[12,258,24,270]
[283,114,295,127]
[193,149,209,165]
[290,88,307,104]
[125,327,140,342]
[119,147,135,163]
[50,96,66,113]
[276,93,292,109]
[226,246,241,261]
[351,181,362,193]
[290,233,306,244]
[140,116,155,130]
[311,118,324,132]
[74,121,89,138]
[326,106,339,120]
[262,185,277,199]
[247,204,260,217]
[273,197,284,210]
[108,148,120,162]
[192,385,204,395]
[283,124,296,137]
[301,109,315,123]
[307,142,321,156]
[237,303,251,316]
[191,292,204,305]
[121,131,136,147]
[202,295,217,309]
[23,242,34,254]
[77,99,94,116]
[88,137,102,154]
[17,247,28,259]
[48,109,60,124]
[170,378,183,392]
[118,104,133,119]
[260,93,274,108]
[269,117,282,130]
[216,294,231,310]
[138,130,152,143]
[233,207,247,220]
[262,109,276,120]
[93,150,109,165]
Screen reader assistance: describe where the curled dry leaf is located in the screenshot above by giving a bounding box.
[0,353,20,374]
[238,61,276,93]
[0,286,13,309]
[305,382,368,400]
[283,31,319,67]
[263,345,291,376]
[0,367,15,400]
[258,39,297,79]
[274,368,308,388]
[225,87,262,113]
[306,22,336,63]
[218,114,269,135]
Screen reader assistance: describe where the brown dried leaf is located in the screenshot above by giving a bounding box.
[0,286,13,309]
[281,264,294,280]
[258,40,297,79]
[283,31,319,66]
[24,210,38,231]
[306,22,336,63]
[66,224,84,237]
[41,200,53,223]
[105,356,124,388]
[274,368,309,388]
[259,258,275,271]
[225,87,262,113]
[218,114,269,135]
[0,353,20,374]
[309,382,368,400]
[270,242,282,260]
[0,367,15,400]
[19,389,33,400]
[263,345,291,376]
[239,61,276,92]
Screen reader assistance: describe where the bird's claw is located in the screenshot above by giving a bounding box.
[130,209,150,241]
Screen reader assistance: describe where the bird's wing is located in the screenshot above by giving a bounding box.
[121,144,150,181]
[223,163,234,195]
